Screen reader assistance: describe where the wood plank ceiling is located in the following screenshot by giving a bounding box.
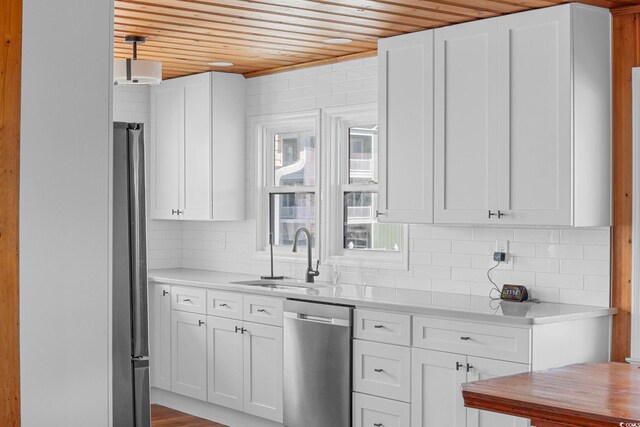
[114,0,634,78]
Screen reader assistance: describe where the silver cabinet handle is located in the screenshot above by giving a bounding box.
[488,210,496,218]
[466,363,474,372]
[172,209,178,215]
[177,210,184,215]
[257,309,267,313]
[456,362,464,371]
[183,298,191,302]
[375,210,387,217]
[235,326,242,333]
[162,290,169,296]
[497,210,505,218]
[219,303,230,308]
[460,336,471,341]
[373,324,384,329]
[374,368,384,373]
[198,320,205,327]
[374,424,383,427]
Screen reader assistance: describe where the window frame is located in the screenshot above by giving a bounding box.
[321,104,409,270]
[252,111,321,262]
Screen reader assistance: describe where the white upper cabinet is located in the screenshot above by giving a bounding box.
[378,30,434,224]
[496,4,611,226]
[434,19,499,224]
[150,72,246,221]
[381,3,611,226]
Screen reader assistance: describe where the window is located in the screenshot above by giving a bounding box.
[253,108,407,270]
[322,105,408,269]
[254,112,320,257]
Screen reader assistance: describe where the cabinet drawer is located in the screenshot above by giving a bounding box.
[353,340,411,402]
[243,295,283,327]
[355,309,411,346]
[207,290,243,320]
[171,286,206,314]
[353,392,410,427]
[413,316,531,364]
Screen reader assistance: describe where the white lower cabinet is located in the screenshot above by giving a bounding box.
[171,310,207,401]
[242,321,283,422]
[206,316,244,411]
[353,392,411,427]
[411,348,529,427]
[150,283,171,391]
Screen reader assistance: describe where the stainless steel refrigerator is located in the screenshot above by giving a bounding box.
[112,122,151,427]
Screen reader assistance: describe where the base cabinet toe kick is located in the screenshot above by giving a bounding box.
[149,281,612,427]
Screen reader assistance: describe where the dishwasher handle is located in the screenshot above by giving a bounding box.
[284,311,350,327]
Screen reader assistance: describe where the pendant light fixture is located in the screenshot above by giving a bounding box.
[114,36,162,86]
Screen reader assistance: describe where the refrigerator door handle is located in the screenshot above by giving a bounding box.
[129,126,149,358]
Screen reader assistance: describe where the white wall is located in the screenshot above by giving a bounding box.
[20,1,113,425]
[148,58,612,308]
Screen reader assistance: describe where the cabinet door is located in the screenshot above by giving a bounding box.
[181,73,212,220]
[466,357,530,427]
[171,310,207,401]
[412,348,467,427]
[150,81,183,219]
[496,6,572,225]
[378,30,434,223]
[150,284,171,391]
[243,322,283,423]
[434,19,499,224]
[207,316,243,411]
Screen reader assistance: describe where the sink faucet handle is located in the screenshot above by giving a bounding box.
[312,260,320,276]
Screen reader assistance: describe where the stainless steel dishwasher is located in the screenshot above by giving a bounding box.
[283,299,353,427]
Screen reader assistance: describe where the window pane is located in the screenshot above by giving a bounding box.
[344,192,402,251]
[274,131,316,186]
[270,193,315,247]
[349,125,378,185]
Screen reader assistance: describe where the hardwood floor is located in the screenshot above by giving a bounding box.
[151,404,227,427]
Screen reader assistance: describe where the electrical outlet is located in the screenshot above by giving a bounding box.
[495,240,509,263]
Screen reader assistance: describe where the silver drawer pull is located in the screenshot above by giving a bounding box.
[183,298,191,302]
[460,336,471,341]
[373,324,384,329]
[374,368,384,373]
[219,303,230,308]
[257,309,267,313]
[162,290,169,296]
[198,320,205,327]
[374,424,383,427]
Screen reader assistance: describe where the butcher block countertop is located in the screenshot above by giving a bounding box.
[462,362,640,427]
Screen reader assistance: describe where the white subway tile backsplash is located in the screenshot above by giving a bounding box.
[535,243,583,259]
[560,229,610,245]
[432,226,472,241]
[560,259,609,276]
[514,228,560,243]
[134,59,611,308]
[535,272,583,289]
[584,245,610,261]
[472,227,514,241]
[414,239,452,253]
[452,240,492,255]
[433,253,471,268]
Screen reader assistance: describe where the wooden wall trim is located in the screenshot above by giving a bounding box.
[243,50,377,79]
[612,5,640,17]
[611,13,637,363]
[0,0,21,425]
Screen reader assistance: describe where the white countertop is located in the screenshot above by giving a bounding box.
[148,268,617,326]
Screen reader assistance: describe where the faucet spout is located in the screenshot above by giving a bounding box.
[292,227,320,283]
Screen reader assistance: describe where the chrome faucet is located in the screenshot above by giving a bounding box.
[292,227,320,283]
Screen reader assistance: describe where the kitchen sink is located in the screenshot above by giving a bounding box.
[230,279,325,291]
